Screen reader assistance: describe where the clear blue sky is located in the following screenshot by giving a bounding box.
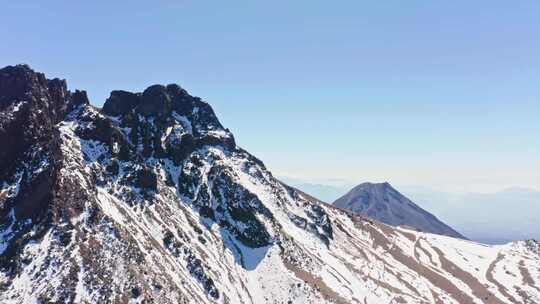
[2,1,539,192]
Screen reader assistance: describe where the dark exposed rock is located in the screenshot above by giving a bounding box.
[136,167,157,191]
[209,166,274,248]
[162,230,175,249]
[0,65,94,276]
[131,287,141,298]
[13,170,53,220]
[102,90,141,116]
[139,85,171,116]
[106,159,120,176]
[166,133,195,165]
[0,64,52,109]
[0,65,85,182]
[100,83,235,165]
[185,251,219,299]
[0,65,90,223]
[71,89,90,107]
[167,84,198,115]
[76,113,134,161]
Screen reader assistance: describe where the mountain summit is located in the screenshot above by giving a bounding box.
[0,65,539,303]
[333,182,465,238]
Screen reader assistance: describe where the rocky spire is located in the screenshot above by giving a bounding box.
[0,65,89,182]
[0,64,88,114]
[102,83,224,133]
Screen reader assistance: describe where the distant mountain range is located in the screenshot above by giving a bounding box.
[277,177,351,203]
[333,182,465,238]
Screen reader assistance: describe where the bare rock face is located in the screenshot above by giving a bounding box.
[102,90,140,116]
[0,65,539,304]
[136,167,157,190]
[0,65,88,219]
[0,65,90,292]
[139,85,171,116]
[0,65,87,182]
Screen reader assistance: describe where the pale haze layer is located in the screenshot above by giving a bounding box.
[1,1,539,193]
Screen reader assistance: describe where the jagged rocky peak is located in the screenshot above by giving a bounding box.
[98,82,235,161]
[0,65,90,219]
[86,83,236,172]
[0,64,88,113]
[0,64,62,109]
[102,83,223,130]
[102,85,176,117]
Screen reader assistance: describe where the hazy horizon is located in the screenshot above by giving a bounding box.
[2,1,539,193]
[279,174,540,196]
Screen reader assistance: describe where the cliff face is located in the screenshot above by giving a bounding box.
[0,65,89,274]
[0,65,538,304]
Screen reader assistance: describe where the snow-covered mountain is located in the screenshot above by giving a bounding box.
[1,65,539,303]
[333,182,465,239]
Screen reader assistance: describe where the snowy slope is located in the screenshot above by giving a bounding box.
[0,65,539,304]
[334,182,465,239]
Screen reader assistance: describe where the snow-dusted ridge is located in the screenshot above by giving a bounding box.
[0,65,539,303]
